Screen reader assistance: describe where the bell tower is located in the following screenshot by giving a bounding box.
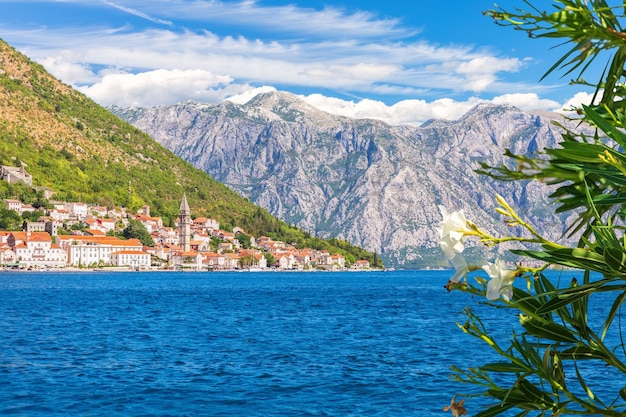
[178,193,191,252]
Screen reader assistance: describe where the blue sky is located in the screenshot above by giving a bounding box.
[0,0,599,124]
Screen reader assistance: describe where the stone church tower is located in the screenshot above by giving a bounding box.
[178,193,191,252]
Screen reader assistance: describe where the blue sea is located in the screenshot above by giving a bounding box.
[0,269,623,416]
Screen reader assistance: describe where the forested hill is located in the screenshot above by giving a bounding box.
[0,39,379,266]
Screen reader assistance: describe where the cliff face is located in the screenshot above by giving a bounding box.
[110,92,584,267]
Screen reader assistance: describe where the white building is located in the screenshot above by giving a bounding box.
[110,250,151,270]
[4,199,22,213]
[57,235,143,267]
[9,232,67,269]
[277,253,296,269]
[48,208,71,222]
[203,252,226,270]
[0,245,17,265]
[64,202,88,219]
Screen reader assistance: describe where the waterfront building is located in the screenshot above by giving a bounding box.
[203,252,225,270]
[110,250,151,270]
[57,235,143,267]
[0,244,16,265]
[8,231,67,269]
[353,260,371,270]
[170,250,203,270]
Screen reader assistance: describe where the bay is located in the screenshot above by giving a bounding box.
[0,269,621,416]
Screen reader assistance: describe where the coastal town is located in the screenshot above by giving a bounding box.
[0,165,371,271]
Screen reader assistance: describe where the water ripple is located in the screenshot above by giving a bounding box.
[0,270,622,416]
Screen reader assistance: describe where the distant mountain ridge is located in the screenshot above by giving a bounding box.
[110,92,586,268]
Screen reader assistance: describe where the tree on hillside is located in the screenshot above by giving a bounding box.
[236,233,251,249]
[121,219,154,247]
[0,208,22,230]
[441,1,626,416]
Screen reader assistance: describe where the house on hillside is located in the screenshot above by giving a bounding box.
[25,222,46,233]
[47,208,70,222]
[64,202,88,220]
[1,165,32,186]
[191,217,220,232]
[4,199,23,213]
[134,214,163,233]
[152,227,177,246]
[35,186,55,200]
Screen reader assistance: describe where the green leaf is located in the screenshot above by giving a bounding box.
[573,359,602,405]
[536,292,588,315]
[516,379,556,409]
[488,387,529,405]
[592,194,626,205]
[480,362,528,373]
[512,247,610,274]
[560,345,608,361]
[602,290,626,340]
[474,402,515,417]
[519,315,578,343]
[603,247,626,272]
[584,104,626,148]
[512,287,543,315]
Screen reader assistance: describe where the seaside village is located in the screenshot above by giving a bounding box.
[0,165,371,271]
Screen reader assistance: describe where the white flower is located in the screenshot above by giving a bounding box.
[449,253,468,283]
[483,259,517,301]
[439,206,469,260]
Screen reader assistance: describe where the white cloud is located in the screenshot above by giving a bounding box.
[132,0,409,39]
[559,91,598,111]
[75,67,591,124]
[78,68,235,107]
[40,55,98,85]
[100,0,173,26]
[491,93,561,112]
[1,0,531,104]
[0,0,585,121]
[300,91,582,126]
[18,27,527,102]
[302,94,480,126]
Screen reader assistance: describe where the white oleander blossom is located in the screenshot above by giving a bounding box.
[483,259,517,301]
[438,206,470,261]
[449,253,468,283]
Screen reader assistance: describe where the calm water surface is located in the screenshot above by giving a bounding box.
[0,269,621,416]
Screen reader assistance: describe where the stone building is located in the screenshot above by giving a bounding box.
[0,166,32,186]
[178,194,191,252]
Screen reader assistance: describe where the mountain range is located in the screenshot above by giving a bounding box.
[109,92,587,268]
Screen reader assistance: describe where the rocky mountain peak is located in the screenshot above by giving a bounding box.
[244,90,336,124]
[110,93,589,268]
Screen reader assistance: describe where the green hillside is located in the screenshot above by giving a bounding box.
[0,39,381,267]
